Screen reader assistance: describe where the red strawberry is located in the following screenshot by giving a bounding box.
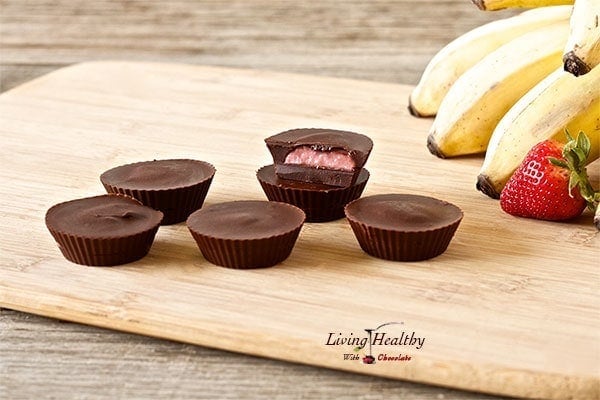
[500,131,598,221]
[362,355,375,364]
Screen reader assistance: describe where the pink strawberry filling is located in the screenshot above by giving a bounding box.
[284,147,355,171]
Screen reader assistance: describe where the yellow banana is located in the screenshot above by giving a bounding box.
[477,67,600,199]
[563,0,600,76]
[473,0,573,11]
[409,5,571,117]
[427,23,569,158]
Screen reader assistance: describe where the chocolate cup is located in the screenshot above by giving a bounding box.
[186,201,305,269]
[257,165,369,222]
[100,159,215,225]
[45,194,163,266]
[265,128,373,187]
[344,194,463,262]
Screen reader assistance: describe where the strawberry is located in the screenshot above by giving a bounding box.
[500,131,599,221]
[362,355,375,364]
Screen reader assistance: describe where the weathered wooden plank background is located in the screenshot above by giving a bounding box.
[1,1,519,398]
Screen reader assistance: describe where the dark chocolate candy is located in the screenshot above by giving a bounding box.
[186,200,305,269]
[344,194,463,261]
[45,194,163,266]
[257,164,369,222]
[100,159,215,225]
[265,128,373,187]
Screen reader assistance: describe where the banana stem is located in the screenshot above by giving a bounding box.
[563,51,591,77]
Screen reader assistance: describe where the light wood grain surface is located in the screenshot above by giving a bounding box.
[3,61,596,399]
[0,1,549,399]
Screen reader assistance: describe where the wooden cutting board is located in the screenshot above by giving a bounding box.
[1,61,598,400]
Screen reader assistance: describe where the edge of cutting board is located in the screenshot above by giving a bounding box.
[1,61,599,400]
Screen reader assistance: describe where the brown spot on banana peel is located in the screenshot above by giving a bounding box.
[476,174,501,199]
[563,51,591,77]
[427,133,447,158]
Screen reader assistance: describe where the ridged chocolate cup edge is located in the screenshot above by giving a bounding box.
[45,194,163,266]
[186,202,305,269]
[344,197,463,262]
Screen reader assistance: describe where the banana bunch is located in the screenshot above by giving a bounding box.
[410,1,600,199]
[408,5,571,117]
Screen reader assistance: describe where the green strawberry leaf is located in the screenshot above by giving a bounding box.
[572,148,587,165]
[576,131,591,157]
[565,129,574,142]
[564,152,577,169]
[559,130,600,212]
[549,157,568,168]
[569,173,580,193]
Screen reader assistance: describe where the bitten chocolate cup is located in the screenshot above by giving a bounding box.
[344,194,463,262]
[100,159,215,225]
[265,128,373,187]
[45,194,163,266]
[186,200,305,269]
[257,164,369,222]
